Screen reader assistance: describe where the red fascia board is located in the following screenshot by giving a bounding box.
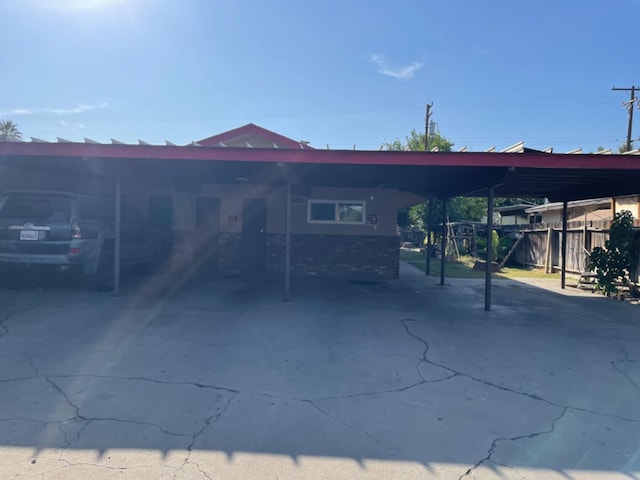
[1,142,640,170]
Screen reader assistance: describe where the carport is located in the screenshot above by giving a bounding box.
[1,140,640,309]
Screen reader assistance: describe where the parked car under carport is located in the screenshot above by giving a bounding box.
[0,190,169,290]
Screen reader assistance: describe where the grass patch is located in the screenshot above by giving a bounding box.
[400,248,560,280]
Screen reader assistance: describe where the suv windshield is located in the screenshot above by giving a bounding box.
[0,194,71,222]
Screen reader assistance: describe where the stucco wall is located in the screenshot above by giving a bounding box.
[199,184,398,236]
[293,187,398,237]
[0,173,403,278]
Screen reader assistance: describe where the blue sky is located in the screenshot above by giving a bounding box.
[2,0,639,152]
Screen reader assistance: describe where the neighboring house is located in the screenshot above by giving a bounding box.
[523,196,640,226]
[524,198,613,226]
[512,197,640,281]
[614,195,640,219]
[495,204,535,231]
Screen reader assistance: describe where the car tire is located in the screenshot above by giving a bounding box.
[0,267,32,289]
[86,250,115,292]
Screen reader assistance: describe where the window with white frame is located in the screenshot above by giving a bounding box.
[307,200,365,224]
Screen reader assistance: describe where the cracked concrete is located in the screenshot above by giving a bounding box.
[459,408,569,479]
[1,262,640,479]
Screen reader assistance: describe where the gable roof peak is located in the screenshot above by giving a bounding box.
[197,123,313,149]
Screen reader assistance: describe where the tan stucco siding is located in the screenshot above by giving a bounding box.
[288,187,398,237]
[0,170,400,239]
[200,184,399,237]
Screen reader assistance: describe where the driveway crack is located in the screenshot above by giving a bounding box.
[459,407,568,480]
[310,375,458,402]
[175,393,237,480]
[611,350,640,394]
[306,399,409,460]
[188,392,237,451]
[49,373,239,395]
[401,319,640,426]
[46,376,192,439]
[0,305,40,339]
[401,319,429,381]
[55,458,161,472]
[45,377,80,418]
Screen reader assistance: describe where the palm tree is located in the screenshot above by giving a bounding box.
[0,120,22,141]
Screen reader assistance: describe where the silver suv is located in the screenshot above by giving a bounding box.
[0,191,169,290]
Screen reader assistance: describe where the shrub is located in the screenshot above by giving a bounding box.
[589,211,636,296]
[477,230,499,261]
[496,235,517,264]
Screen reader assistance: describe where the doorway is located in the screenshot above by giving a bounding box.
[196,196,220,276]
[148,195,174,246]
[242,198,267,275]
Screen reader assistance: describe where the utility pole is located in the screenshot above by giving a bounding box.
[424,102,433,151]
[612,86,639,152]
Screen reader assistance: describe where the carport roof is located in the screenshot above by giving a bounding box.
[1,141,640,201]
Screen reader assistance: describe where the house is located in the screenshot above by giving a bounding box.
[2,127,640,306]
[524,198,613,226]
[495,204,531,226]
[0,124,417,281]
[614,195,640,219]
[509,197,640,281]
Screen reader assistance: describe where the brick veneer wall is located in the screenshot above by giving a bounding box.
[266,234,400,279]
[219,232,242,275]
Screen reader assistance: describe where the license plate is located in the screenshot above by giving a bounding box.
[20,230,38,241]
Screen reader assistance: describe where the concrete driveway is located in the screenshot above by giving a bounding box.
[1,263,639,479]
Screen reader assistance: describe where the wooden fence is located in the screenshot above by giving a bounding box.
[513,225,610,274]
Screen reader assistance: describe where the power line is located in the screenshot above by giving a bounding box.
[10,95,621,124]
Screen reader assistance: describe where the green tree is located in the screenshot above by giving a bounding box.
[618,143,632,153]
[0,120,22,141]
[589,211,636,296]
[387,129,543,232]
[448,197,487,222]
[382,129,453,152]
[385,130,453,232]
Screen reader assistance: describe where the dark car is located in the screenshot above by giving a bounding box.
[0,190,169,290]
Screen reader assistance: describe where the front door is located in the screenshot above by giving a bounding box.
[196,196,220,276]
[148,195,174,247]
[242,199,267,275]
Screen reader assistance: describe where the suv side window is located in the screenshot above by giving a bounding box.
[78,197,114,221]
[0,194,72,221]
